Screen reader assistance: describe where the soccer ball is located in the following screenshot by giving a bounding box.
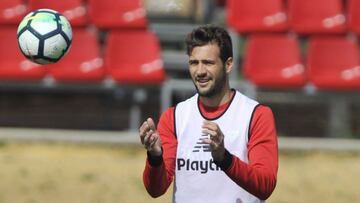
[17,9,72,64]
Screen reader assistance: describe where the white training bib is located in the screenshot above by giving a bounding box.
[173,91,264,203]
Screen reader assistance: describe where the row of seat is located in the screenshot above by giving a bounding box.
[227,0,360,35]
[0,0,148,29]
[5,0,360,35]
[3,23,359,90]
[2,0,360,90]
[244,34,360,90]
[0,0,210,28]
[0,26,165,84]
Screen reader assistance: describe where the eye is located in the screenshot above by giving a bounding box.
[202,60,215,65]
[189,60,198,65]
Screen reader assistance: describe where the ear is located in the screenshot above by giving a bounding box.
[225,57,233,74]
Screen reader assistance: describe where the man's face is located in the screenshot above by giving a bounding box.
[188,43,230,98]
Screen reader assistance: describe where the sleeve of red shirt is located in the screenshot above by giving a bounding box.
[221,105,278,200]
[142,107,177,198]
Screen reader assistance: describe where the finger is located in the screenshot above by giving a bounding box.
[141,120,151,133]
[201,138,218,149]
[143,130,154,147]
[149,132,158,143]
[139,122,147,136]
[139,121,150,143]
[202,121,218,131]
[202,129,221,143]
[202,129,216,137]
[149,135,159,148]
[201,137,212,145]
[147,118,156,131]
[201,130,215,142]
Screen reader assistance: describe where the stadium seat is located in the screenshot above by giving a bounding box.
[0,0,27,25]
[243,34,306,89]
[104,30,165,84]
[347,0,360,35]
[27,0,88,27]
[88,0,147,29]
[307,36,360,90]
[48,28,105,82]
[216,0,226,7]
[144,0,195,23]
[226,0,288,33]
[288,0,346,34]
[0,26,46,81]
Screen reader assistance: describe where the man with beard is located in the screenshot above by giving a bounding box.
[139,25,278,203]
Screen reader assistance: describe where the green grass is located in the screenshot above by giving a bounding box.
[0,142,359,203]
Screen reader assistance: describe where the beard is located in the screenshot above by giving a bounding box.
[193,67,227,98]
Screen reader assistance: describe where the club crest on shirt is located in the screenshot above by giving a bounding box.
[192,133,211,153]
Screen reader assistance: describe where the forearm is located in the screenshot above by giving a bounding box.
[219,153,277,200]
[143,153,172,198]
[143,107,177,198]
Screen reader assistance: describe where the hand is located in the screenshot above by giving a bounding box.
[139,118,162,156]
[202,121,225,162]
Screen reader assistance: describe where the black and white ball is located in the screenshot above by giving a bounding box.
[17,9,72,64]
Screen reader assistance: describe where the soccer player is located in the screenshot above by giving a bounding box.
[139,25,278,203]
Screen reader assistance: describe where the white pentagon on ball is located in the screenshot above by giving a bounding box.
[44,34,67,60]
[18,30,39,56]
[17,9,72,64]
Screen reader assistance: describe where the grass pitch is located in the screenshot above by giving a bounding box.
[0,142,358,203]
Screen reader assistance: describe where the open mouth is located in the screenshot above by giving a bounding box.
[197,78,210,87]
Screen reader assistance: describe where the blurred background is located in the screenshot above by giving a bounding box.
[0,0,359,202]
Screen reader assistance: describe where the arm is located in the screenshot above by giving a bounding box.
[221,105,278,200]
[142,107,177,198]
[203,105,278,200]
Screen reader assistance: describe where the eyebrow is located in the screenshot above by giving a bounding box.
[188,59,215,63]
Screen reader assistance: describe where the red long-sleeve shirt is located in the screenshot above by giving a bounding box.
[143,99,278,200]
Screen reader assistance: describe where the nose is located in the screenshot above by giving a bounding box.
[196,63,207,76]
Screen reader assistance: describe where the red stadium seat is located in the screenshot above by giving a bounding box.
[88,0,147,29]
[48,28,105,82]
[243,34,305,89]
[0,26,46,81]
[104,30,165,84]
[288,0,346,34]
[217,0,227,7]
[226,0,288,33]
[307,36,360,90]
[0,0,27,25]
[347,0,360,35]
[27,0,88,27]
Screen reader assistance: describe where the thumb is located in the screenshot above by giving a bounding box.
[146,118,156,131]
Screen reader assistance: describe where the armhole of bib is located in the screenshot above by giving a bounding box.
[173,105,177,139]
[248,104,262,141]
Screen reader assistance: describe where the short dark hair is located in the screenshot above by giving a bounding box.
[185,25,233,64]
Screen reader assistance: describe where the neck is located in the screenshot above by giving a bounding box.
[200,85,233,107]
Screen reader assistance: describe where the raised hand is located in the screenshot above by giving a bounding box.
[202,120,225,162]
[139,118,162,156]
